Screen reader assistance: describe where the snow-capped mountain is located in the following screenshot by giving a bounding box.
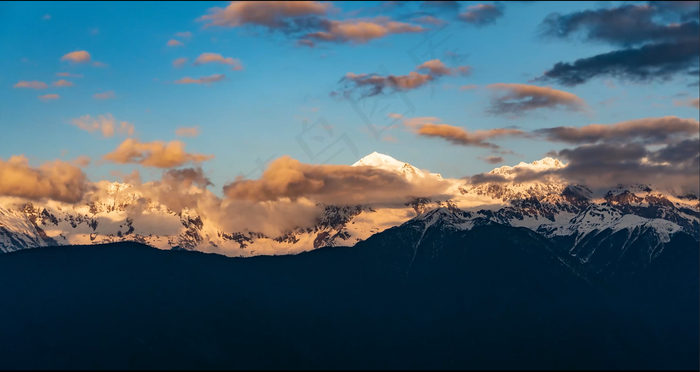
[0,152,698,261]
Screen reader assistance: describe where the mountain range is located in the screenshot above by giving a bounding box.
[0,152,697,369]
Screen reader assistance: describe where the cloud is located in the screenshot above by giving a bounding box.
[533,116,699,145]
[486,83,587,114]
[304,17,424,44]
[72,156,91,167]
[175,74,226,85]
[478,156,505,164]
[674,97,700,109]
[382,135,398,142]
[175,31,193,38]
[297,39,316,47]
[0,155,89,203]
[537,39,700,86]
[411,15,448,26]
[341,71,434,97]
[38,94,59,101]
[223,156,449,206]
[14,81,47,89]
[340,58,469,97]
[414,123,527,148]
[103,139,214,168]
[420,1,461,12]
[467,141,700,194]
[458,3,505,26]
[173,57,188,68]
[460,84,478,90]
[167,39,184,47]
[93,91,115,100]
[92,61,109,68]
[175,126,200,137]
[71,114,135,138]
[535,3,700,86]
[416,59,471,76]
[539,4,699,46]
[198,1,332,29]
[42,14,51,20]
[61,50,91,63]
[56,72,83,77]
[193,53,244,70]
[53,79,73,87]
[162,167,212,188]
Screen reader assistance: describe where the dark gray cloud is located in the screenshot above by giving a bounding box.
[162,167,213,188]
[538,38,699,86]
[466,141,700,194]
[533,116,700,145]
[536,2,700,86]
[540,4,699,46]
[458,3,505,26]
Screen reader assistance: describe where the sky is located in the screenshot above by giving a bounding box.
[0,1,698,200]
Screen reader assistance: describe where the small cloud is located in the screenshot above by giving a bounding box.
[175,126,200,137]
[72,156,91,167]
[604,79,616,89]
[173,57,188,68]
[297,39,315,48]
[167,39,184,47]
[71,113,134,138]
[459,3,505,26]
[56,72,83,78]
[90,28,99,35]
[193,53,243,70]
[53,79,74,87]
[38,94,59,101]
[14,81,48,89]
[175,74,226,85]
[477,156,505,164]
[42,14,51,20]
[175,31,192,39]
[61,50,91,63]
[674,97,700,109]
[103,139,214,168]
[412,15,448,26]
[92,61,109,68]
[459,84,478,91]
[93,91,115,100]
[485,83,587,115]
[382,135,398,142]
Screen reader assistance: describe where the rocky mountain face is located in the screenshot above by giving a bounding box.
[1,153,698,260]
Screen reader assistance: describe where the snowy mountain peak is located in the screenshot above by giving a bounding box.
[488,157,566,178]
[352,152,442,180]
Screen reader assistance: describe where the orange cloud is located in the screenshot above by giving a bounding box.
[223,156,448,205]
[486,83,587,114]
[199,1,331,28]
[167,39,184,47]
[674,97,699,109]
[93,91,115,100]
[0,155,89,203]
[71,114,134,138]
[382,135,398,142]
[56,72,83,77]
[173,57,188,68]
[61,50,91,63]
[14,81,48,89]
[415,123,527,148]
[175,127,200,137]
[416,59,470,76]
[53,79,73,87]
[103,139,214,168]
[38,94,59,101]
[193,53,244,70]
[175,74,226,85]
[305,17,424,43]
[72,155,91,167]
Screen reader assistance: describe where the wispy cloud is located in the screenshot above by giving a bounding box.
[71,113,134,138]
[193,53,243,70]
[38,94,59,101]
[103,139,214,168]
[175,126,200,137]
[167,39,184,47]
[175,74,226,85]
[93,91,115,100]
[14,81,48,89]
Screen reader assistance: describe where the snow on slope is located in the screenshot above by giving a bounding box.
[0,152,697,257]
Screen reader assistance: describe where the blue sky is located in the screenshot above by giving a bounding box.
[1,1,698,195]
